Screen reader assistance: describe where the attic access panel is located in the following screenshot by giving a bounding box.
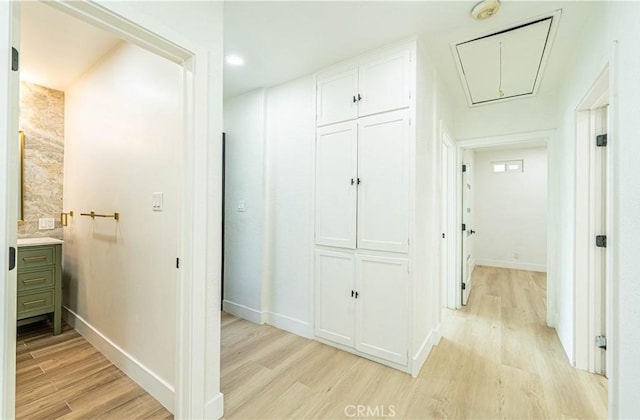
[453,12,560,106]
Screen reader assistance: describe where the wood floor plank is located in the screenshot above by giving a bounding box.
[221,266,607,419]
[15,321,172,419]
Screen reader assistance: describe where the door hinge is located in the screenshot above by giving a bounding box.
[176,257,180,269]
[11,47,19,71]
[8,247,16,271]
[595,335,607,350]
[596,235,607,248]
[462,164,467,173]
[596,134,608,147]
[461,282,466,290]
[462,223,466,232]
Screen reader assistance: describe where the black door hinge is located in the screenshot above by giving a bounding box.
[8,247,16,271]
[11,48,18,71]
[596,235,607,248]
[595,335,607,350]
[462,164,467,173]
[596,134,608,147]
[461,282,466,290]
[462,223,466,232]
[176,257,180,269]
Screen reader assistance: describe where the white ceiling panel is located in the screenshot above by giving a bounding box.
[453,13,558,106]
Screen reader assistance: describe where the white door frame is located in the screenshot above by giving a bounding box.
[449,130,553,312]
[440,122,459,309]
[0,2,20,417]
[0,2,223,418]
[574,65,611,375]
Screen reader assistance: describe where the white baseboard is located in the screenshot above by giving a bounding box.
[475,258,546,273]
[265,312,313,339]
[62,306,174,412]
[222,300,265,324]
[411,324,442,377]
[205,392,224,419]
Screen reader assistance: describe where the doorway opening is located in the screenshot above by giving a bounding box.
[1,1,217,418]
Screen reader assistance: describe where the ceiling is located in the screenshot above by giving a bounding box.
[20,1,601,111]
[20,1,121,91]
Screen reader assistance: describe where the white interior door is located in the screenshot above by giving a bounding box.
[355,254,408,365]
[315,121,357,249]
[316,68,359,126]
[592,105,608,375]
[0,2,20,417]
[315,250,355,347]
[357,110,409,253]
[461,152,474,305]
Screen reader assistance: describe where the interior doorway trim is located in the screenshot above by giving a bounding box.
[0,2,222,418]
[440,121,459,310]
[451,129,553,311]
[574,65,610,375]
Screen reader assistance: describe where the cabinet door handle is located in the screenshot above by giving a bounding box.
[351,290,354,297]
[351,178,355,185]
[22,277,47,284]
[23,256,46,262]
[352,95,357,103]
[357,94,362,102]
[22,299,46,307]
[355,291,359,299]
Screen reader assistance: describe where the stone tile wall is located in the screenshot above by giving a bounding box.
[18,81,64,239]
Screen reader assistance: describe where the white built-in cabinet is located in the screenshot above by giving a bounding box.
[315,250,408,365]
[314,43,416,372]
[316,50,411,127]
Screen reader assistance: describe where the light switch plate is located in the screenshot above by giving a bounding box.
[39,217,55,230]
[152,192,164,211]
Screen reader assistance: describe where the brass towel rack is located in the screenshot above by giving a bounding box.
[60,210,74,227]
[80,211,120,221]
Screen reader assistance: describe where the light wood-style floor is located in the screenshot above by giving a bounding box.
[222,266,607,419]
[15,321,172,419]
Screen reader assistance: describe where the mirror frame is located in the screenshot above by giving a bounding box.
[18,130,24,222]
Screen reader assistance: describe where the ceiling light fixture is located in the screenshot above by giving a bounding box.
[471,0,501,21]
[225,55,244,66]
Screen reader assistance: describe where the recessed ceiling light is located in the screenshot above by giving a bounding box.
[226,55,244,66]
[471,0,501,20]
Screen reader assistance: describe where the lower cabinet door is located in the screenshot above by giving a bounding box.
[315,250,355,347]
[355,254,408,365]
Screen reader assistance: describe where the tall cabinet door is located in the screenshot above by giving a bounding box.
[357,110,409,253]
[358,50,410,118]
[316,68,359,126]
[315,121,358,248]
[315,250,356,347]
[355,254,408,365]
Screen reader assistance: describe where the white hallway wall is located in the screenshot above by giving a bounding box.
[63,42,181,407]
[222,89,266,322]
[223,75,315,336]
[552,3,640,416]
[473,147,547,272]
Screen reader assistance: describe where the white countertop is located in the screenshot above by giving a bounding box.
[17,237,64,247]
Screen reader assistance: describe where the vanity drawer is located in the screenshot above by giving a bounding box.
[18,247,55,269]
[17,290,54,319]
[17,269,55,292]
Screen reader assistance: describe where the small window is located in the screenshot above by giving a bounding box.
[492,160,523,173]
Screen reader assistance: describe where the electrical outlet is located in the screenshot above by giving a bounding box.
[513,250,519,260]
[237,200,246,212]
[38,217,55,230]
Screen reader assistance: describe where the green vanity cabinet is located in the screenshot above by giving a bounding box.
[17,242,62,335]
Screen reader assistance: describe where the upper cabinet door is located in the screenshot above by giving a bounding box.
[357,110,409,253]
[315,121,358,249]
[358,50,410,118]
[316,68,359,127]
